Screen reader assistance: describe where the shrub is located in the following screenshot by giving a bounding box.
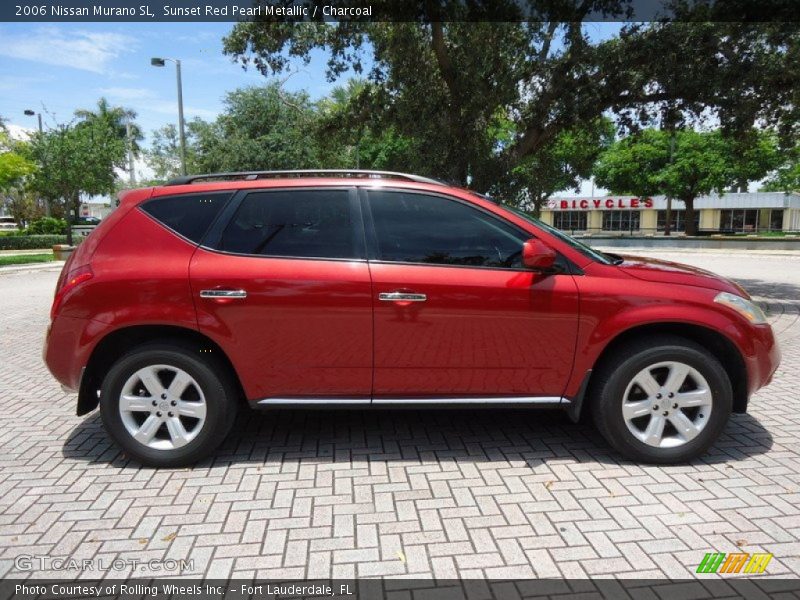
[25,217,68,235]
[0,235,67,250]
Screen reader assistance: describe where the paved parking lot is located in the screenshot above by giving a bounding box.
[0,250,799,580]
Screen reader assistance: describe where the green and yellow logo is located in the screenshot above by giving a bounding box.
[697,552,772,574]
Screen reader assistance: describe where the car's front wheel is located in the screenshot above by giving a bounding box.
[591,335,732,464]
[100,343,238,467]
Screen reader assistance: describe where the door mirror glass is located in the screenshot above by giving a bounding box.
[522,238,557,270]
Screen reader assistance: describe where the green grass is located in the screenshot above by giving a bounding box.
[752,231,796,237]
[0,253,55,267]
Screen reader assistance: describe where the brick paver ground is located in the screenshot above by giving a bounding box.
[0,250,798,580]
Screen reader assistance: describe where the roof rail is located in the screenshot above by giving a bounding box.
[163,169,445,186]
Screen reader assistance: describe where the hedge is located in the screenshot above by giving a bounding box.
[0,235,67,250]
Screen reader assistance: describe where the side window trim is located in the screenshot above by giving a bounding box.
[361,187,534,271]
[358,187,380,261]
[202,186,367,262]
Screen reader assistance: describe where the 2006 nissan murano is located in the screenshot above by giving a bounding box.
[44,170,780,467]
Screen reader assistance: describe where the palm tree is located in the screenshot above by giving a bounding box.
[75,98,143,155]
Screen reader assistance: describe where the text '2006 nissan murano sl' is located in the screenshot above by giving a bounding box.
[44,170,780,467]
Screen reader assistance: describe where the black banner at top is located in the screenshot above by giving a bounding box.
[2,0,799,23]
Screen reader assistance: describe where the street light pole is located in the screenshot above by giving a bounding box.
[151,57,187,176]
[23,109,43,134]
[24,109,49,216]
[175,59,187,176]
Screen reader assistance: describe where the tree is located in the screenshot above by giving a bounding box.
[146,122,202,182]
[594,129,779,236]
[0,132,36,191]
[27,119,126,244]
[0,131,41,227]
[0,133,38,228]
[145,84,323,179]
[75,98,142,184]
[192,83,320,173]
[502,119,615,216]
[223,14,799,193]
[622,22,800,146]
[762,145,800,192]
[4,189,43,228]
[314,79,421,171]
[75,98,143,153]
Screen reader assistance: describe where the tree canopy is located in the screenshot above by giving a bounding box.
[0,132,36,191]
[594,128,780,235]
[26,118,126,243]
[223,16,799,196]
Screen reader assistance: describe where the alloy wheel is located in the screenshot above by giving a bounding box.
[621,360,713,449]
[118,364,207,451]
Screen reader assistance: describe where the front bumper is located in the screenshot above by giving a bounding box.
[744,324,781,397]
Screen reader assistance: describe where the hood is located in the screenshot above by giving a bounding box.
[613,254,749,297]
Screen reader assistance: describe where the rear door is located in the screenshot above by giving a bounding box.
[190,187,373,402]
[364,188,580,399]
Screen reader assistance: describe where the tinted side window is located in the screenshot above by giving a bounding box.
[141,192,231,243]
[219,189,357,259]
[369,191,526,268]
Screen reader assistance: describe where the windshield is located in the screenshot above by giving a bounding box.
[491,200,616,265]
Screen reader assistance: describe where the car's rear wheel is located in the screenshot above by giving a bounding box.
[100,343,238,467]
[591,335,732,464]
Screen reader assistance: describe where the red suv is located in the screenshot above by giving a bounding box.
[44,170,780,467]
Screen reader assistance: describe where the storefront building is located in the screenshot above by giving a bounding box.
[540,192,800,235]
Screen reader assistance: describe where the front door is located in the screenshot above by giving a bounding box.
[190,187,372,401]
[364,189,580,399]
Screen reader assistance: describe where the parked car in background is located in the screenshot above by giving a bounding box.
[71,216,102,226]
[0,216,18,231]
[44,170,780,467]
[70,216,101,241]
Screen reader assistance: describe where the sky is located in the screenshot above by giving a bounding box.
[0,22,350,139]
[0,21,622,194]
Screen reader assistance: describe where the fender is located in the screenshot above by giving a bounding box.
[565,302,754,400]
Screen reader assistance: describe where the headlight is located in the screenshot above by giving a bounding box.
[714,292,767,324]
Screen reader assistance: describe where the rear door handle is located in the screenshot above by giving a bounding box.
[199,289,247,299]
[378,292,427,302]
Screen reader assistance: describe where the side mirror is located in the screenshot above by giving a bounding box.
[522,238,557,270]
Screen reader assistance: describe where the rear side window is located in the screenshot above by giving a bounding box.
[141,192,232,243]
[218,189,358,259]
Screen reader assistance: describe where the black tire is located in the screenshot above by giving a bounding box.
[591,335,732,464]
[100,342,238,467]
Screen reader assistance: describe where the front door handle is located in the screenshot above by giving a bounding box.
[378,291,427,302]
[199,289,247,299]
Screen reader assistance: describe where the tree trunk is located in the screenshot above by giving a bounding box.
[735,178,748,193]
[683,197,697,236]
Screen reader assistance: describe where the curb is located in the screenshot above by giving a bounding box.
[0,261,65,274]
[592,247,800,256]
